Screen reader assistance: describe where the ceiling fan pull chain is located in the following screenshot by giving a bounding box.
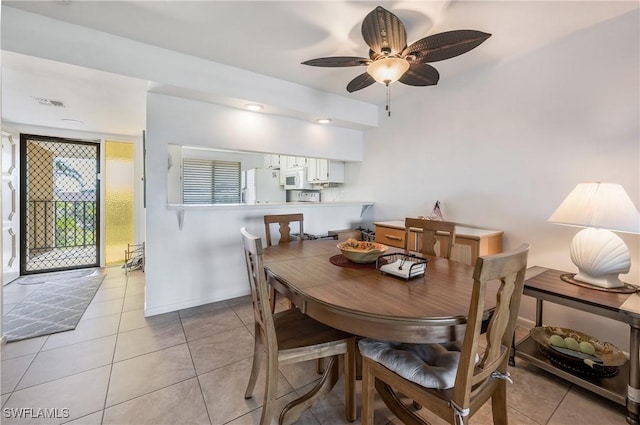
[386,83,391,117]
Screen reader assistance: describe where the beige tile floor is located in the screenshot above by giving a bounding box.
[1,267,629,424]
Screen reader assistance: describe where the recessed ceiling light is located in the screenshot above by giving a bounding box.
[245,103,263,112]
[316,118,331,124]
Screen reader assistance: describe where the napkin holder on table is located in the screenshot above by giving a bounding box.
[376,253,428,280]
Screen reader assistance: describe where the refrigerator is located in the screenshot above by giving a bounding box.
[243,168,285,204]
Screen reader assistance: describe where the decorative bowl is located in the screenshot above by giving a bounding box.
[337,239,389,263]
[530,326,627,366]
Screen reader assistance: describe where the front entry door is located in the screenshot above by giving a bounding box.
[20,135,100,274]
[2,129,20,284]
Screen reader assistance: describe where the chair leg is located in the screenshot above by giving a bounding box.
[355,337,363,380]
[361,358,375,425]
[269,285,277,313]
[260,351,279,425]
[491,379,508,425]
[245,324,264,399]
[344,339,357,422]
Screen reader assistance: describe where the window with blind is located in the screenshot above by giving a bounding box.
[182,158,241,204]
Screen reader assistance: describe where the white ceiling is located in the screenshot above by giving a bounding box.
[2,1,637,135]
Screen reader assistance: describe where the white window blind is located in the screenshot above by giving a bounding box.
[182,159,241,204]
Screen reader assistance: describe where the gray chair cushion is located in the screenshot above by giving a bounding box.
[359,339,461,390]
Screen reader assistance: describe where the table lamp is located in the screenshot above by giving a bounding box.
[548,182,640,289]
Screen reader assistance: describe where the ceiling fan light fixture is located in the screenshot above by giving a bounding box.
[367,57,409,85]
[244,103,264,112]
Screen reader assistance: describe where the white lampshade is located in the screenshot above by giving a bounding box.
[367,57,410,85]
[548,182,640,289]
[548,182,640,233]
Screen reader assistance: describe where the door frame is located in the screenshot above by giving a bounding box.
[2,128,20,285]
[19,134,101,274]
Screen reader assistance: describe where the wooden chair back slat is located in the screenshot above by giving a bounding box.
[453,243,530,411]
[241,227,274,343]
[264,213,304,247]
[404,218,456,259]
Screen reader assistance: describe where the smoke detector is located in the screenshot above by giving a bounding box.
[31,97,66,108]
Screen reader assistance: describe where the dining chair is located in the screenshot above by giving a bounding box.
[404,217,456,259]
[240,227,357,425]
[359,243,530,425]
[264,213,304,247]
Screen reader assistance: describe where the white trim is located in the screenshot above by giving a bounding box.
[143,288,250,317]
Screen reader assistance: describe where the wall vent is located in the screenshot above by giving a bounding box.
[31,97,66,108]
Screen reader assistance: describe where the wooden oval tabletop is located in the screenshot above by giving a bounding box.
[263,239,499,343]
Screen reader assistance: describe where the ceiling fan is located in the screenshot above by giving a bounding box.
[302,6,491,114]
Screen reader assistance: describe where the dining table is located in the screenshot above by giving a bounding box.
[262,238,501,423]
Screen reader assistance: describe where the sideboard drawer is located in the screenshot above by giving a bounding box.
[375,226,413,248]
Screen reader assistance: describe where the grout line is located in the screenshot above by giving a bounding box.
[59,409,103,425]
[101,271,129,425]
[180,309,214,425]
[100,376,198,416]
[8,336,118,393]
[544,383,572,425]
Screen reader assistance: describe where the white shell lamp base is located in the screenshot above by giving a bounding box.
[573,271,625,289]
[569,228,631,289]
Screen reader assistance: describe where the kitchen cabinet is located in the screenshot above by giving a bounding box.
[283,156,306,170]
[374,220,503,266]
[263,154,281,169]
[307,158,345,183]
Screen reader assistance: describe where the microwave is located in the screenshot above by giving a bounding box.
[284,168,313,190]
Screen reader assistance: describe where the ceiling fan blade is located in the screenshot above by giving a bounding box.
[347,73,376,93]
[403,30,491,63]
[361,6,407,56]
[398,63,440,86]
[302,57,370,67]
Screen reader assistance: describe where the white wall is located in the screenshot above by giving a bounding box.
[145,92,368,315]
[344,10,639,350]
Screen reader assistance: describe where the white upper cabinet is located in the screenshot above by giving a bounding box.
[307,158,344,183]
[262,155,345,184]
[283,156,306,169]
[263,154,281,169]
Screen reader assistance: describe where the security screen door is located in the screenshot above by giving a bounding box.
[21,135,100,274]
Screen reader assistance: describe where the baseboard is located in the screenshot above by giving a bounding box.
[516,316,536,330]
[144,288,251,317]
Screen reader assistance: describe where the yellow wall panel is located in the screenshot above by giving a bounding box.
[105,141,134,265]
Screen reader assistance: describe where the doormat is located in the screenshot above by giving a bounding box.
[16,268,99,285]
[3,269,105,342]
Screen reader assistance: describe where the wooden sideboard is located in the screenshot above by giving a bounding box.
[374,220,503,266]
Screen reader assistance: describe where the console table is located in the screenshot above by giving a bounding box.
[514,267,640,425]
[374,220,502,266]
